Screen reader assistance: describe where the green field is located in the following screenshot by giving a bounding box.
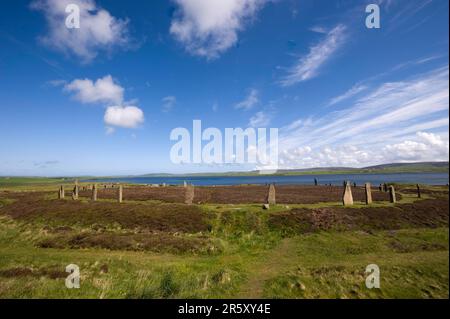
[0,181,448,299]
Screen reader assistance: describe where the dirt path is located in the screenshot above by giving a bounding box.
[238,238,298,298]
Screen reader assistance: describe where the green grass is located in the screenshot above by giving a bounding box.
[0,177,73,192]
[0,184,448,299]
[0,212,447,298]
[263,229,449,298]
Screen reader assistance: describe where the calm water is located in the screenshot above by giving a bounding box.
[87,173,449,186]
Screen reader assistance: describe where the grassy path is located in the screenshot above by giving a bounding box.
[238,238,298,298]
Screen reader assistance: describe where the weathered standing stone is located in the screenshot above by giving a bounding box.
[91,184,97,202]
[342,181,354,206]
[58,186,65,199]
[118,184,123,203]
[416,184,421,198]
[314,178,318,186]
[389,186,396,203]
[184,181,187,188]
[364,183,373,205]
[383,183,388,192]
[266,183,276,205]
[185,184,195,205]
[379,184,383,191]
[73,180,79,200]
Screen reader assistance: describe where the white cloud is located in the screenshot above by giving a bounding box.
[327,84,368,107]
[309,26,328,34]
[63,75,145,131]
[64,75,124,105]
[279,132,449,168]
[104,106,144,128]
[162,96,177,112]
[279,145,374,168]
[383,132,449,162]
[277,66,449,168]
[105,126,116,135]
[280,24,347,86]
[235,89,259,110]
[170,0,267,59]
[31,0,130,63]
[249,111,271,127]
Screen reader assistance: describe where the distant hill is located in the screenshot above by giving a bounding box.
[362,162,449,173]
[136,161,449,177]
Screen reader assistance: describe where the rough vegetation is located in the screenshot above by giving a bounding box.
[0,182,448,299]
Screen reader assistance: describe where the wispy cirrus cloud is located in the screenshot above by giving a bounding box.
[280,24,347,86]
[162,96,177,113]
[249,111,271,127]
[278,66,449,168]
[31,0,131,63]
[327,83,368,107]
[235,89,259,110]
[170,0,268,59]
[309,25,328,34]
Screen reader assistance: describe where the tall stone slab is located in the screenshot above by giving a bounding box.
[342,181,353,206]
[73,180,79,200]
[117,185,123,203]
[389,186,396,203]
[58,186,65,199]
[416,184,421,198]
[364,183,373,205]
[267,183,276,205]
[185,184,195,205]
[91,184,97,202]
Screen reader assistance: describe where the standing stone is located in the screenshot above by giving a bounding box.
[389,186,396,203]
[416,184,421,198]
[185,184,195,205]
[58,186,65,199]
[118,184,123,203]
[267,183,276,205]
[91,184,97,202]
[314,178,318,186]
[379,184,383,191]
[342,181,354,206]
[383,183,388,192]
[364,183,373,205]
[353,182,357,188]
[73,180,79,200]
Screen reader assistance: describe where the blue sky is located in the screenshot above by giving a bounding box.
[0,0,448,176]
